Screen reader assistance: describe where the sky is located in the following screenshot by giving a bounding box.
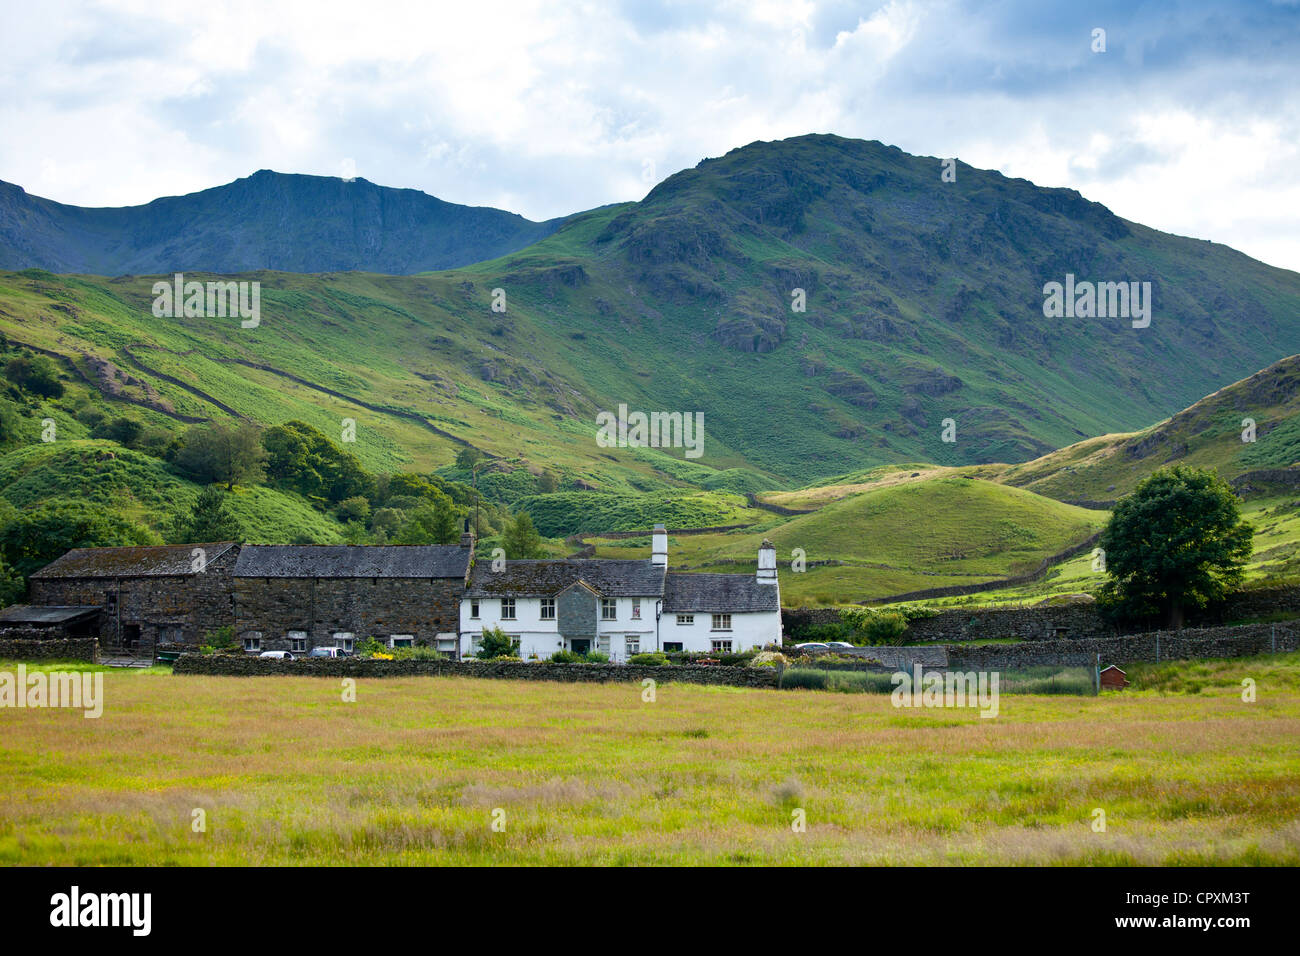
[1,0,1298,270]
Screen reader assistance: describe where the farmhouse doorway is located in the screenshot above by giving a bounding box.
[570,639,591,655]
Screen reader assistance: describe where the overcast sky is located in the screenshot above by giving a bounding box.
[2,0,1298,270]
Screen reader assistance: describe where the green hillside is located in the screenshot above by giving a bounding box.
[997,353,1300,503]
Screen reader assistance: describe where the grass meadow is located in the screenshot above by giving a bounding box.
[3,655,1299,865]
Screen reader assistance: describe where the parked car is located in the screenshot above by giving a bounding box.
[824,641,856,649]
[259,650,294,660]
[307,647,342,658]
[794,642,830,650]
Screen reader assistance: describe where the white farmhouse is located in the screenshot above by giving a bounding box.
[459,524,781,661]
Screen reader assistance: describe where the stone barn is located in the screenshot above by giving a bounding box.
[232,539,473,656]
[0,604,103,641]
[27,542,240,655]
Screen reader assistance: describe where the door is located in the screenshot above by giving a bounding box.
[571,638,591,655]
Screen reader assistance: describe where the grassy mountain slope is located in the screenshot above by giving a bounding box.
[997,353,1300,503]
[0,171,566,275]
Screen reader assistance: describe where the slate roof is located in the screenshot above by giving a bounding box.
[0,605,102,625]
[234,544,471,579]
[662,572,780,614]
[466,559,666,598]
[31,542,238,579]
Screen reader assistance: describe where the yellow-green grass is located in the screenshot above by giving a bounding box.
[2,657,1298,865]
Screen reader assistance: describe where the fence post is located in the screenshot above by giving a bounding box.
[1094,653,1100,696]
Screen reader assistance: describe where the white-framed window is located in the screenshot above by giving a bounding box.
[435,635,457,653]
[676,614,694,626]
[596,636,610,655]
[288,630,307,653]
[389,634,414,649]
[540,598,556,620]
[711,614,732,632]
[625,636,640,656]
[501,598,516,620]
[631,598,641,620]
[711,638,733,654]
[243,633,262,652]
[601,598,617,621]
[470,600,480,619]
[333,632,354,652]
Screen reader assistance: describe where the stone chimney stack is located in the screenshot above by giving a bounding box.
[460,517,475,550]
[652,523,668,568]
[757,539,777,585]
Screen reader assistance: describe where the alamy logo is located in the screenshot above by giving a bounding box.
[153,272,260,328]
[1042,273,1151,328]
[0,665,103,718]
[50,886,151,936]
[595,403,704,458]
[891,664,1000,718]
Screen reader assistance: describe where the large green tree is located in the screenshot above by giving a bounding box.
[172,421,267,490]
[169,486,242,543]
[1098,466,1253,628]
[501,510,546,559]
[262,420,372,503]
[394,489,463,545]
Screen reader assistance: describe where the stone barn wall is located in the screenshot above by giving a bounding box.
[29,548,238,647]
[233,576,463,651]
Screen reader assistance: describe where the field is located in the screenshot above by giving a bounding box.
[2,656,1299,865]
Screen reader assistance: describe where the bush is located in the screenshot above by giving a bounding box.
[748,650,788,669]
[550,649,585,663]
[355,636,390,659]
[628,652,668,666]
[477,625,516,659]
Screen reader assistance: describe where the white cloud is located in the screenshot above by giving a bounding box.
[0,0,1296,270]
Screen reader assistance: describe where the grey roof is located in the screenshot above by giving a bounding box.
[235,544,471,579]
[0,605,102,625]
[31,542,237,579]
[663,572,780,613]
[466,559,665,598]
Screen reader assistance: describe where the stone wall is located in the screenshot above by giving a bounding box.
[945,622,1298,670]
[232,576,463,652]
[172,654,779,687]
[0,637,98,662]
[30,548,238,648]
[784,584,1300,644]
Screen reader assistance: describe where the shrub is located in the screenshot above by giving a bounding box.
[550,649,584,663]
[477,625,515,659]
[628,652,668,666]
[355,637,390,659]
[748,650,788,669]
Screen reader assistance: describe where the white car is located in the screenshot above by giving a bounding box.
[824,641,856,649]
[794,642,830,650]
[258,650,294,660]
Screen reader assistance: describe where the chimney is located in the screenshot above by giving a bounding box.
[460,518,475,550]
[651,523,668,568]
[757,539,777,585]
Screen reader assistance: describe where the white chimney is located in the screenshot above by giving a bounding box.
[652,523,668,567]
[757,539,777,584]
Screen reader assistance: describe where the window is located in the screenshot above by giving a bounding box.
[333,632,354,652]
[664,642,683,653]
[243,633,262,652]
[711,638,733,654]
[625,637,640,656]
[540,598,556,620]
[676,614,694,626]
[711,614,732,632]
[596,636,610,655]
[631,598,641,620]
[288,630,307,653]
[389,634,414,649]
[436,635,457,653]
[470,600,480,619]
[601,598,617,621]
[501,598,516,620]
